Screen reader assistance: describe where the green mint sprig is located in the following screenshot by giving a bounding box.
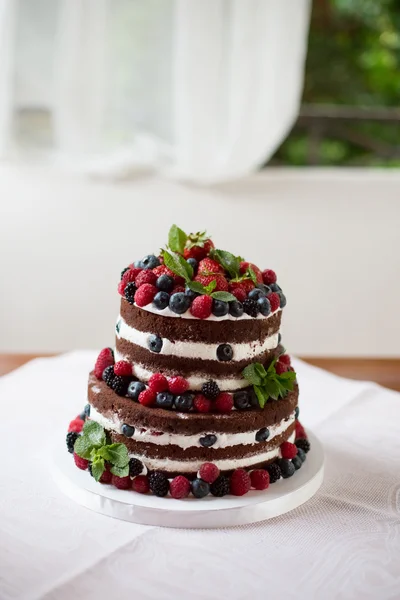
[210,248,243,279]
[242,360,297,408]
[168,224,188,254]
[74,421,130,481]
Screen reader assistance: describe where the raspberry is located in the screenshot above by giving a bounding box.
[68,418,84,433]
[215,392,233,413]
[118,267,142,295]
[170,475,191,499]
[199,463,220,484]
[148,373,169,392]
[201,380,220,400]
[279,354,291,366]
[118,280,125,295]
[197,258,224,275]
[295,438,311,454]
[230,469,251,496]
[250,469,270,490]
[149,471,169,497]
[73,452,89,470]
[190,295,213,319]
[66,431,79,453]
[112,475,132,490]
[295,420,307,440]
[94,347,114,380]
[231,287,246,302]
[138,388,156,407]
[268,292,280,312]
[135,283,157,307]
[243,298,258,317]
[183,237,214,261]
[280,441,298,459]
[266,462,281,483]
[193,394,212,413]
[172,285,185,294]
[210,474,230,497]
[168,376,189,394]
[275,361,287,375]
[127,266,143,280]
[135,270,157,287]
[262,269,277,285]
[132,475,150,494]
[114,360,132,376]
[99,469,112,484]
[194,274,228,292]
[239,261,263,283]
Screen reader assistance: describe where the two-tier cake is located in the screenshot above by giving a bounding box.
[66,225,310,499]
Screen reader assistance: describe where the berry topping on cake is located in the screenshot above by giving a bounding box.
[66,431,79,453]
[149,471,170,497]
[295,420,307,440]
[229,286,247,303]
[198,257,224,275]
[242,298,259,317]
[297,448,306,463]
[257,297,271,316]
[141,254,160,270]
[230,469,251,496]
[113,360,132,377]
[156,274,174,292]
[132,475,150,494]
[199,434,217,447]
[94,347,114,380]
[279,354,291,366]
[212,299,229,317]
[138,388,156,407]
[98,469,112,484]
[250,469,270,490]
[111,376,130,397]
[168,376,189,395]
[280,442,298,459]
[156,392,174,409]
[121,424,134,437]
[292,455,303,470]
[135,283,157,307]
[127,381,146,400]
[169,292,190,314]
[193,394,212,413]
[233,390,250,410]
[278,292,287,308]
[135,270,157,287]
[194,273,229,292]
[170,475,191,499]
[191,478,210,498]
[124,282,137,304]
[199,463,220,484]
[216,344,233,361]
[215,392,233,413]
[275,361,288,375]
[153,291,170,310]
[190,294,213,319]
[119,267,140,294]
[148,373,169,392]
[129,458,143,477]
[175,393,194,412]
[277,459,296,478]
[183,232,214,261]
[68,418,84,433]
[102,364,115,386]
[295,438,311,453]
[201,380,220,400]
[229,300,244,317]
[210,475,230,497]
[148,334,163,353]
[267,292,280,313]
[73,452,89,470]
[239,261,263,283]
[262,269,277,285]
[112,475,132,490]
[266,462,281,483]
[255,427,270,442]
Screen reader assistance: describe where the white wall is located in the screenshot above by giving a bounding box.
[1,165,399,356]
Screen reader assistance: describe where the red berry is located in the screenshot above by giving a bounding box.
[112,475,132,490]
[268,292,280,312]
[183,238,214,261]
[230,469,251,496]
[132,475,150,494]
[239,261,263,283]
[215,392,233,413]
[199,463,220,484]
[99,469,112,484]
[241,279,255,294]
[280,441,298,459]
[69,418,84,433]
[198,258,224,275]
[94,347,114,380]
[127,266,143,280]
[73,452,89,470]
[190,295,213,319]
[250,469,270,490]
[168,376,189,394]
[230,286,246,302]
[114,360,132,376]
[148,373,169,392]
[279,354,291,366]
[295,420,307,440]
[262,269,277,285]
[135,283,157,307]
[135,270,157,287]
[193,394,212,413]
[153,265,185,286]
[138,388,156,407]
[118,268,140,295]
[172,285,185,294]
[275,361,287,375]
[117,280,125,296]
[230,279,254,295]
[170,475,191,499]
[194,274,228,292]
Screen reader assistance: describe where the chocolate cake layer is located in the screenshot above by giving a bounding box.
[88,373,298,435]
[115,337,278,377]
[120,300,282,343]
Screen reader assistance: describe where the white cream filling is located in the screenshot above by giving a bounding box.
[89,405,295,450]
[127,432,296,473]
[116,316,279,362]
[134,303,281,321]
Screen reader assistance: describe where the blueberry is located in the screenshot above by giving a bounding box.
[191,478,210,498]
[169,292,190,314]
[229,300,244,318]
[255,427,270,442]
[216,344,233,361]
[212,299,229,317]
[156,274,174,292]
[148,334,163,353]
[248,288,264,300]
[256,283,272,295]
[156,391,174,409]
[84,404,91,417]
[121,423,135,437]
[133,260,143,268]
[278,332,282,344]
[278,292,287,308]
[185,287,199,301]
[79,411,86,420]
[292,456,302,470]
[257,296,271,316]
[175,393,194,412]
[233,390,250,410]
[277,458,296,478]
[297,448,306,463]
[295,406,299,420]
[141,254,160,270]
[249,389,260,408]
[187,258,198,273]
[153,291,170,310]
[116,319,121,334]
[127,380,145,400]
[199,434,217,447]
[270,283,282,293]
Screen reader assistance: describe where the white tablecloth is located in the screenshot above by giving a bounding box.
[1,352,400,600]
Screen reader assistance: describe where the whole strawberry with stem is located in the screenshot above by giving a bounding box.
[183,231,214,261]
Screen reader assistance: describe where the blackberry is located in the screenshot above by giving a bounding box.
[120,266,129,280]
[111,375,130,396]
[296,438,310,454]
[210,475,230,497]
[102,365,115,387]
[266,462,281,483]
[201,380,220,400]
[66,431,79,454]
[243,298,258,317]
[125,282,137,304]
[149,471,170,497]
[129,458,143,477]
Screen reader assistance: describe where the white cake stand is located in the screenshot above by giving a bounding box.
[53,431,324,529]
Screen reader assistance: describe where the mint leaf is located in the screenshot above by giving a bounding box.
[98,443,129,467]
[168,225,187,254]
[91,457,105,482]
[73,435,94,459]
[263,379,281,400]
[210,249,241,279]
[279,371,296,381]
[162,250,192,281]
[110,464,129,478]
[211,291,237,302]
[248,267,258,284]
[82,421,106,448]
[204,280,217,294]
[254,363,267,379]
[242,363,263,386]
[187,281,207,295]
[267,358,278,374]
[254,386,267,408]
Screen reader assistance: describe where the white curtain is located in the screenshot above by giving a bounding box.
[0,0,311,184]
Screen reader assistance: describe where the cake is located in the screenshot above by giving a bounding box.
[66,225,310,498]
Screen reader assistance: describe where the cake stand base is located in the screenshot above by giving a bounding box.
[53,431,324,529]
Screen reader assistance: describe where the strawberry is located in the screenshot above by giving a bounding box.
[230,286,246,302]
[194,274,228,292]
[229,279,254,296]
[94,347,114,380]
[183,231,214,261]
[172,285,186,294]
[197,258,224,275]
[239,261,263,283]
